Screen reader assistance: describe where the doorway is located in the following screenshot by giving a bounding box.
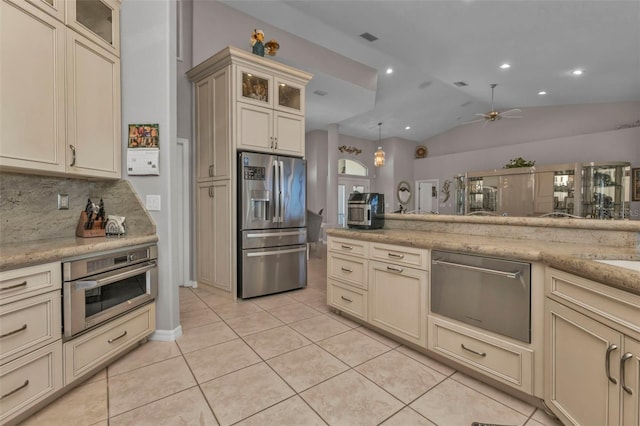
[416,179,439,214]
[338,177,370,227]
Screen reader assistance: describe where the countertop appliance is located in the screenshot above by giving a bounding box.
[347,192,384,229]
[62,244,157,340]
[238,151,307,298]
[431,250,531,343]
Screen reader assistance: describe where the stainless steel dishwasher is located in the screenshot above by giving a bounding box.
[431,250,531,343]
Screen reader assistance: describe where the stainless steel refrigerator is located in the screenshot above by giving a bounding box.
[238,151,307,298]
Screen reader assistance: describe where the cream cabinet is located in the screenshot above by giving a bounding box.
[66,0,120,55]
[26,0,65,21]
[0,0,121,179]
[327,236,429,346]
[64,303,155,384]
[195,69,230,182]
[0,262,62,425]
[187,46,311,296]
[545,267,640,426]
[196,181,232,292]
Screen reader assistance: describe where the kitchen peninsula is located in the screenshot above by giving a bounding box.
[327,214,640,425]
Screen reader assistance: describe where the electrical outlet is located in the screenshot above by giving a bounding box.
[146,195,161,211]
[58,194,69,210]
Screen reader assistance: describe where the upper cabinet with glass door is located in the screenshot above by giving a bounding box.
[237,66,305,116]
[275,77,305,115]
[26,0,65,21]
[66,0,120,56]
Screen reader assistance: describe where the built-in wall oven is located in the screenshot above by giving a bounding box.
[62,245,157,340]
[430,250,531,343]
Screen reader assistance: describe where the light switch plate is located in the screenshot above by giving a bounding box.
[146,195,161,211]
[58,194,69,210]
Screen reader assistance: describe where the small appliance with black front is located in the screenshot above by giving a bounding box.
[62,245,158,340]
[347,192,384,229]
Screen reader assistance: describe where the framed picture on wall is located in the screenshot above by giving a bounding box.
[632,168,640,201]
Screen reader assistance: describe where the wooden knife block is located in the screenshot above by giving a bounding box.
[76,211,106,238]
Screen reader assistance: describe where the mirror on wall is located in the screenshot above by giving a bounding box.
[397,181,412,205]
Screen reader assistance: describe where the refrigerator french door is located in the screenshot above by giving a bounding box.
[238,151,307,298]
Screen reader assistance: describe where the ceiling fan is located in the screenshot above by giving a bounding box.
[465,84,522,125]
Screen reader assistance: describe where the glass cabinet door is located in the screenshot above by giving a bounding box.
[241,71,270,104]
[553,170,575,215]
[275,78,304,114]
[466,176,497,213]
[581,163,630,219]
[67,0,120,54]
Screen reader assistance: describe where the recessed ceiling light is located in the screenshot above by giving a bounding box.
[538,91,547,95]
[499,63,511,69]
[386,68,393,75]
[405,126,411,130]
[571,69,584,76]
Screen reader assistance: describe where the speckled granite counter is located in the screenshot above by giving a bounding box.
[327,215,640,296]
[0,234,158,271]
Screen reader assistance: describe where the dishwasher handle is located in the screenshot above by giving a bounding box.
[432,259,520,279]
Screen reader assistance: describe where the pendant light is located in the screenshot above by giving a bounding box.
[374,122,385,167]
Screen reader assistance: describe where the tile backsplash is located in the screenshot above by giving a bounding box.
[0,172,155,244]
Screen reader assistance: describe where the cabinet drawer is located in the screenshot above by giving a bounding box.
[0,291,61,364]
[327,279,367,321]
[370,243,428,270]
[428,317,533,393]
[0,262,61,305]
[0,341,63,424]
[328,237,368,258]
[546,267,640,337]
[328,254,367,289]
[64,303,155,384]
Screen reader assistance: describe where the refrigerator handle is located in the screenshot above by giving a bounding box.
[279,160,285,223]
[273,160,280,223]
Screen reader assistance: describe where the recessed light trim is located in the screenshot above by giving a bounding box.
[538,91,547,95]
[571,69,584,76]
[405,126,411,130]
[499,63,511,69]
[385,68,393,75]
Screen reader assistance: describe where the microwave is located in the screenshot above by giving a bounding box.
[347,193,384,229]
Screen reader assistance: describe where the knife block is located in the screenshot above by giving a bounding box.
[76,211,106,238]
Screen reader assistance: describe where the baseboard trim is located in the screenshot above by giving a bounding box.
[149,325,183,341]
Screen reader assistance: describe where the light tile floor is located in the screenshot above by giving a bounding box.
[19,248,564,426]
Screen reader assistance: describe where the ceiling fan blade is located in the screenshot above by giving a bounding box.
[501,115,522,119]
[462,118,486,125]
[500,108,522,115]
[474,113,489,117]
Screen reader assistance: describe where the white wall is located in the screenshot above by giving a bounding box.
[121,1,181,337]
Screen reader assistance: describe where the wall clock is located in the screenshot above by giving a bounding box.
[415,145,428,159]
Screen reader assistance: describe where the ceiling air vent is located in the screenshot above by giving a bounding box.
[313,90,328,96]
[418,81,432,89]
[453,81,468,87]
[360,32,378,42]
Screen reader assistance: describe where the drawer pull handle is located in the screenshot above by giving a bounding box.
[387,266,403,273]
[341,296,353,303]
[388,253,404,259]
[0,380,29,400]
[0,324,27,339]
[606,344,618,384]
[461,344,486,357]
[340,245,353,250]
[1,281,27,291]
[340,267,353,273]
[621,352,633,395]
[108,331,128,344]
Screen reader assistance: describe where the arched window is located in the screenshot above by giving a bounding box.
[338,159,368,176]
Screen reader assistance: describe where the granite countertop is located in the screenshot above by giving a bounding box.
[0,234,159,271]
[327,228,640,296]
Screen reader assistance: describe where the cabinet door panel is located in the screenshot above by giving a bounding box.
[274,111,304,156]
[66,0,119,55]
[545,299,621,426]
[369,261,427,346]
[66,31,120,178]
[622,337,640,426]
[237,103,272,152]
[0,0,65,173]
[195,77,213,181]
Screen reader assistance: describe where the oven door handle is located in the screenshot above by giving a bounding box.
[432,259,520,279]
[73,261,157,290]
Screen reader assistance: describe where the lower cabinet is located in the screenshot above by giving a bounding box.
[0,341,63,425]
[196,180,232,292]
[369,260,427,346]
[545,268,640,426]
[327,279,367,321]
[64,303,156,384]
